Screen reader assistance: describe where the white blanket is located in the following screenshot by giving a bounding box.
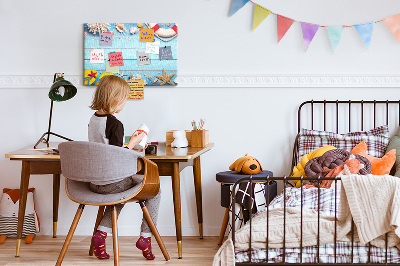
[339,174,400,249]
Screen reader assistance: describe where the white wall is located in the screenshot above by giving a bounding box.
[1,0,400,236]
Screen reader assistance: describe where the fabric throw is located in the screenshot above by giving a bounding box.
[339,174,400,249]
[296,125,389,164]
[227,182,270,236]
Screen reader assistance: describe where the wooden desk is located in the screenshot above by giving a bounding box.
[5,142,214,259]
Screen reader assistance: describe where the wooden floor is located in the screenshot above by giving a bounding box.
[0,236,223,265]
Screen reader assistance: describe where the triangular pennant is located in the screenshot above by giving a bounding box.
[277,15,295,43]
[230,0,250,17]
[383,14,400,44]
[326,25,345,52]
[301,22,319,52]
[252,4,271,31]
[354,22,374,49]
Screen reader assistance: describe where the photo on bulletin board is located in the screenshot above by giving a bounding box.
[84,23,178,86]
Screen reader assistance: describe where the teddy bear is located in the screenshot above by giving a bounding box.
[171,130,188,148]
[0,188,39,244]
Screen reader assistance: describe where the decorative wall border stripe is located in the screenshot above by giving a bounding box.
[0,75,399,88]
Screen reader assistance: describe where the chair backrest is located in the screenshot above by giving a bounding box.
[59,141,142,183]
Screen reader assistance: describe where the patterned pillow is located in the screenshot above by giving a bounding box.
[296,125,390,164]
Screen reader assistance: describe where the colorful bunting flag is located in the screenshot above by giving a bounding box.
[326,26,345,52]
[252,4,271,31]
[230,0,250,17]
[383,14,400,44]
[277,15,295,43]
[229,1,400,52]
[354,22,374,49]
[301,22,319,52]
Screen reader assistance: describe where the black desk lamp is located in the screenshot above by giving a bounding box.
[34,73,77,149]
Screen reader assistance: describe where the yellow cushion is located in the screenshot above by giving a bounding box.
[292,145,336,186]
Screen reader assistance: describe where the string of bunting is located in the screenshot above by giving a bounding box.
[230,0,400,52]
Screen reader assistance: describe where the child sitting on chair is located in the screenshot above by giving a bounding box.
[88,75,161,260]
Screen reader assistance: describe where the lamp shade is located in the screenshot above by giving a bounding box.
[48,76,77,102]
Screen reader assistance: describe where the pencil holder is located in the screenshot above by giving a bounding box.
[191,130,209,148]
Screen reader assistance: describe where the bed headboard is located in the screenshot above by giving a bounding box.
[292,100,400,169]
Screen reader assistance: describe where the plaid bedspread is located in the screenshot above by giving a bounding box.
[235,186,400,263]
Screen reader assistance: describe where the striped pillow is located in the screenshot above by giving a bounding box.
[296,125,390,164]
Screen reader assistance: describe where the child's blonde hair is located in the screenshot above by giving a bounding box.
[90,75,130,114]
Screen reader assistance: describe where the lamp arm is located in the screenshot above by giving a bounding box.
[46,100,54,143]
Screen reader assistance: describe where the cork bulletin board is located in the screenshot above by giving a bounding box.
[83,23,178,86]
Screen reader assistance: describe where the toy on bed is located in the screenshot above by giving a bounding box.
[229,154,263,175]
[0,188,39,244]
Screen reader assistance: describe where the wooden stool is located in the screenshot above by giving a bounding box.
[216,170,276,245]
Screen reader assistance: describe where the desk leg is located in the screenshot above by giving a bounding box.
[193,157,203,239]
[16,161,31,257]
[53,174,60,238]
[171,162,182,259]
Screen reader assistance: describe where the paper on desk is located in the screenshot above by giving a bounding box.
[26,147,58,152]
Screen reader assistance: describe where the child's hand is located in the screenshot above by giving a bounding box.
[133,143,148,153]
[126,131,145,150]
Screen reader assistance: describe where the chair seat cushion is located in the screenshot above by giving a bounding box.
[66,175,144,205]
[216,170,273,184]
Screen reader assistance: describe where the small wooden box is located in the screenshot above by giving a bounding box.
[166,130,192,146]
[191,130,209,148]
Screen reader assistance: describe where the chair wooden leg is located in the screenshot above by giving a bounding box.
[56,204,85,266]
[89,206,105,256]
[111,205,119,266]
[218,208,230,245]
[139,201,170,261]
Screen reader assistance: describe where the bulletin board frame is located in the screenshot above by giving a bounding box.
[83,23,178,86]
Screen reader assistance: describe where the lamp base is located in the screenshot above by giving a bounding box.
[33,132,73,149]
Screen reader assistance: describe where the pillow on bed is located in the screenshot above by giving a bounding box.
[386,127,400,178]
[351,140,396,175]
[296,125,390,163]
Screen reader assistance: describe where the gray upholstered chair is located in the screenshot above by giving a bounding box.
[55,141,169,266]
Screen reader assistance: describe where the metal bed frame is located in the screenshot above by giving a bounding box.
[232,100,400,265]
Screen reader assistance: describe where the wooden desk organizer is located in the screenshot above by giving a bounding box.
[191,130,209,148]
[166,130,209,147]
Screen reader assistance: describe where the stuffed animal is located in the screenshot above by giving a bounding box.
[0,188,39,244]
[230,154,263,175]
[171,130,188,148]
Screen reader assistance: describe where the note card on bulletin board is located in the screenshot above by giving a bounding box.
[84,23,178,86]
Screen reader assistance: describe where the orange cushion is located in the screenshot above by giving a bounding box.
[351,140,396,175]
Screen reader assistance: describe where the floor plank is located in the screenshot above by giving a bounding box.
[0,236,222,265]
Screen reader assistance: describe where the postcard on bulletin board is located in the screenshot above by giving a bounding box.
[127,79,144,100]
[84,23,178,86]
